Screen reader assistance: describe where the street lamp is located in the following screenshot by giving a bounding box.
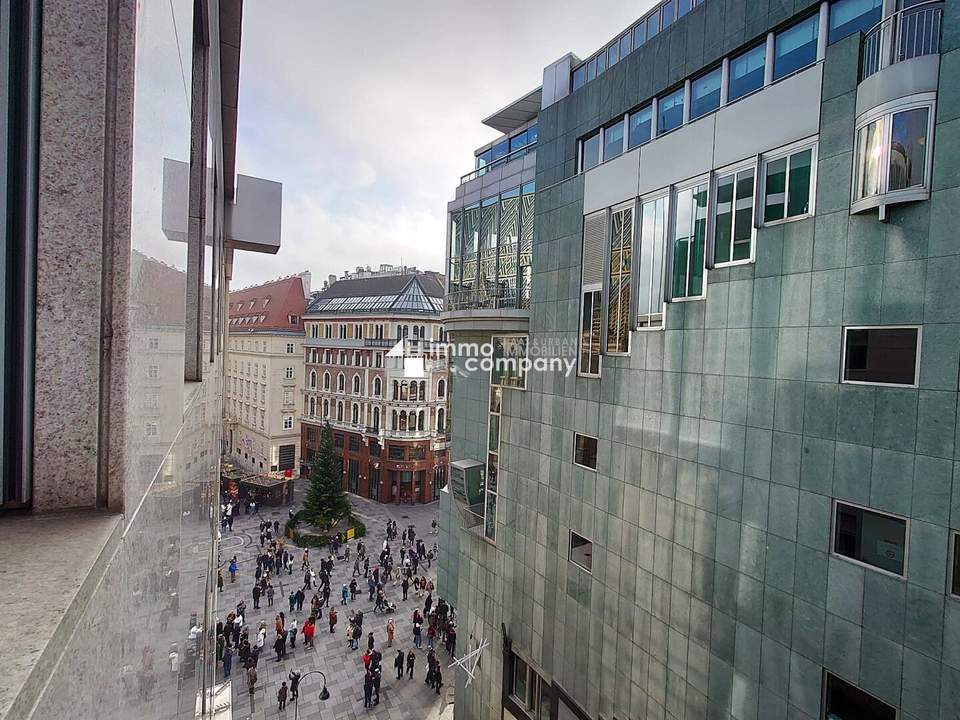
[293,669,330,720]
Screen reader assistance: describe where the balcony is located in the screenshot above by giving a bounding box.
[442,286,530,335]
[862,1,942,80]
[460,143,537,185]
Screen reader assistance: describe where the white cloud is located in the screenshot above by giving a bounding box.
[230,0,656,288]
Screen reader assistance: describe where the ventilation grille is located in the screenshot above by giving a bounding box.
[581,211,607,287]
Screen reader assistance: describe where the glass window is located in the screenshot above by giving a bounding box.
[491,335,527,389]
[637,194,668,329]
[574,434,598,469]
[662,0,675,28]
[596,50,606,75]
[607,41,620,67]
[728,44,765,101]
[713,167,756,264]
[647,9,660,40]
[579,290,602,376]
[691,67,722,119]
[628,105,653,149]
[586,57,597,82]
[658,87,685,134]
[572,65,586,90]
[829,0,882,43]
[620,33,632,58]
[671,181,708,299]
[763,145,815,222]
[952,532,960,597]
[774,14,819,80]
[607,206,633,353]
[512,657,529,704]
[633,20,646,48]
[603,120,625,161]
[854,119,884,200]
[834,502,907,576]
[509,130,527,152]
[678,0,692,17]
[526,124,538,144]
[581,131,601,172]
[825,674,897,720]
[889,107,929,191]
[491,139,509,161]
[843,326,919,385]
[569,531,594,571]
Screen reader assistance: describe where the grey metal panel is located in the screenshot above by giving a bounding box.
[855,54,940,118]
[520,167,536,185]
[713,64,823,168]
[224,172,282,254]
[638,115,716,195]
[543,63,557,107]
[582,148,640,215]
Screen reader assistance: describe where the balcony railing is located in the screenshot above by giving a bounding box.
[862,1,942,80]
[445,285,529,312]
[459,143,536,185]
[363,338,396,348]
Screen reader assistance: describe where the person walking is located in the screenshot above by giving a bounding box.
[341,583,349,605]
[328,607,338,634]
[252,584,261,610]
[288,670,301,701]
[363,670,374,709]
[277,681,288,711]
[273,633,285,662]
[394,649,405,679]
[303,616,315,648]
[386,618,395,647]
[217,569,224,593]
[289,618,298,649]
[266,583,275,607]
[401,577,409,601]
[367,631,375,651]
[406,649,415,679]
[222,645,233,678]
[413,620,422,648]
[228,557,238,583]
[433,665,443,694]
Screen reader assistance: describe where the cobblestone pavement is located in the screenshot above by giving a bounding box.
[220,489,450,720]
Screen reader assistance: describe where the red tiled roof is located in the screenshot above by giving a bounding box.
[229,275,307,333]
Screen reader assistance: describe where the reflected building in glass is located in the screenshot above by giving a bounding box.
[1,1,281,719]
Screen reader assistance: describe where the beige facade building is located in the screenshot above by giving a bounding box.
[225,274,309,474]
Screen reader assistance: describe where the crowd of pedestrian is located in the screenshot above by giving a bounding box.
[214,498,454,713]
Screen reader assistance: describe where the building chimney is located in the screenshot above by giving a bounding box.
[298,270,311,297]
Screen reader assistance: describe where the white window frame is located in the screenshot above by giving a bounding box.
[950,530,960,601]
[830,499,910,579]
[850,94,936,217]
[667,174,710,302]
[285,367,294,379]
[709,157,759,268]
[573,432,599,471]
[283,416,293,430]
[759,136,818,226]
[605,200,635,356]
[840,325,922,388]
[577,285,603,378]
[635,189,670,332]
[568,530,594,574]
[286,343,295,353]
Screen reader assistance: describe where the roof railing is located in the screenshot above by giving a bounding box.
[862,1,943,80]
[459,142,536,185]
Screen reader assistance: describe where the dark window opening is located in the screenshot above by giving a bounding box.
[574,433,598,470]
[843,327,919,386]
[569,532,593,572]
[824,673,896,720]
[834,502,907,576]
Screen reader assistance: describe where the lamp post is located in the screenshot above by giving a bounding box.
[293,669,330,720]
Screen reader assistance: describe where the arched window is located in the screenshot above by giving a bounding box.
[374,377,382,397]
[420,381,427,399]
[323,399,329,417]
[337,373,345,392]
[400,382,408,401]
[353,375,361,394]
[337,401,344,421]
[352,403,359,424]
[392,410,398,430]
[437,408,445,432]
[393,380,399,401]
[323,372,330,390]
[373,407,380,430]
[310,370,317,389]
[413,325,420,339]
[396,324,402,339]
[308,397,316,416]
[418,410,425,431]
[420,325,425,340]
[399,412,407,431]
[409,382,417,402]
[402,325,409,338]
[437,378,445,398]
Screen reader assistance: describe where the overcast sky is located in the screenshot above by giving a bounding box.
[231,0,655,290]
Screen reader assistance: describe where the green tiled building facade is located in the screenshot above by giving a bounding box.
[440,1,960,719]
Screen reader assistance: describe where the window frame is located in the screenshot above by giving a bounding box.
[773,12,820,82]
[667,174,710,302]
[657,86,686,136]
[840,325,921,388]
[821,671,899,720]
[577,287,603,378]
[604,200,635,355]
[950,530,960,600]
[759,137,819,226]
[850,94,936,215]
[690,65,723,120]
[830,499,910,579]
[568,530,594,573]
[710,157,759,268]
[628,104,654,150]
[573,432,599,471]
[578,130,602,173]
[635,189,670,332]
[727,43,766,103]
[602,116,627,162]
